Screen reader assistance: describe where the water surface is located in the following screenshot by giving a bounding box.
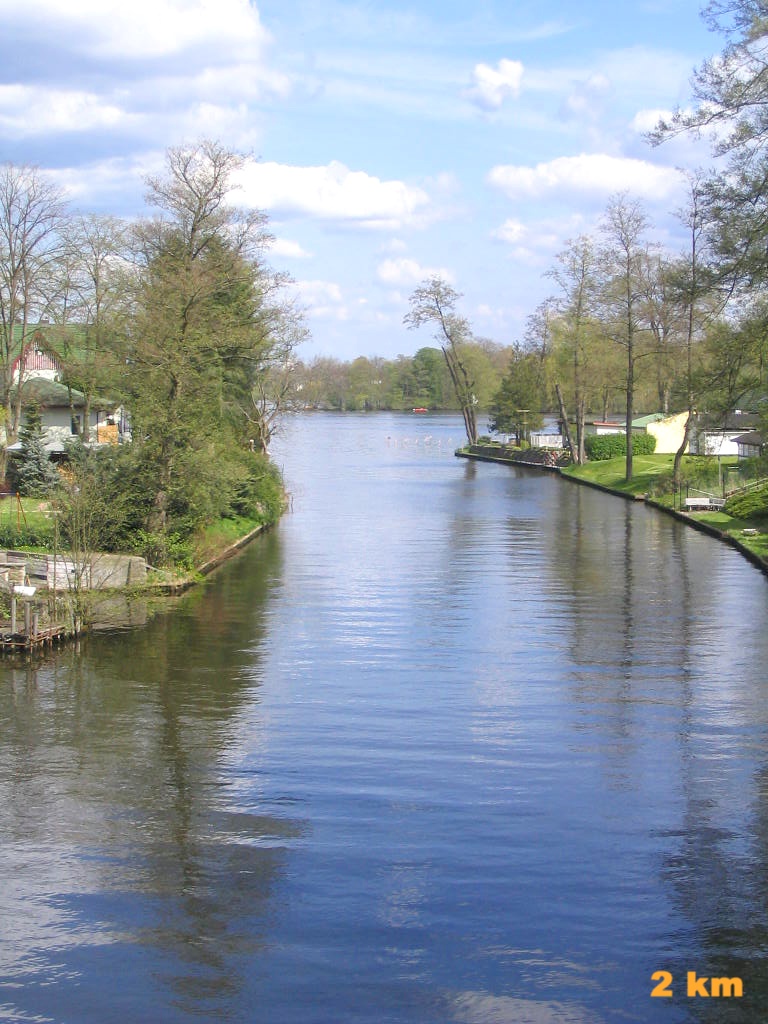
[1,412,767,1023]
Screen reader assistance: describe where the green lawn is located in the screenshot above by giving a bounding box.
[561,454,675,496]
[0,494,54,532]
[564,455,768,565]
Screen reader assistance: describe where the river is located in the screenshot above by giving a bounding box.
[1,411,767,1024]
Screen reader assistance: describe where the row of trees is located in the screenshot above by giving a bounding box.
[289,338,512,414]
[0,141,304,565]
[487,185,727,482]
[410,1,768,483]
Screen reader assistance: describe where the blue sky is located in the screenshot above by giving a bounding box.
[0,0,719,360]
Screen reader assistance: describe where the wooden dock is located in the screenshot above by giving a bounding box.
[0,594,73,652]
[0,623,72,650]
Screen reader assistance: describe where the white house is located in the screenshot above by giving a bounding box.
[734,430,765,459]
[689,412,761,456]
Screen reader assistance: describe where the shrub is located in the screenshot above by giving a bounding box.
[0,523,55,548]
[724,485,768,519]
[585,432,657,460]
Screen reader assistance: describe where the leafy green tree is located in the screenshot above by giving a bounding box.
[127,141,276,537]
[651,3,768,300]
[489,344,546,438]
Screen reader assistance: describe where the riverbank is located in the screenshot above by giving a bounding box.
[0,506,281,651]
[457,445,768,578]
[153,516,273,594]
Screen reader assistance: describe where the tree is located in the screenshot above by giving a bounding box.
[127,141,275,535]
[48,214,131,441]
[599,194,653,482]
[404,277,478,445]
[651,2,768,294]
[489,343,546,439]
[8,405,59,496]
[665,174,722,484]
[0,163,66,475]
[237,294,307,450]
[547,237,606,463]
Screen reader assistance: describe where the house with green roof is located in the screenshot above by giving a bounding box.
[2,323,124,455]
[631,411,689,454]
[5,377,120,457]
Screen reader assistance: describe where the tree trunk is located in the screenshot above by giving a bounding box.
[577,396,586,464]
[673,410,693,488]
[555,382,577,463]
[625,346,634,483]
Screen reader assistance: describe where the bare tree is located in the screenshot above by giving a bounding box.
[669,173,722,485]
[547,237,603,463]
[599,194,653,482]
[0,163,66,476]
[49,214,131,441]
[237,295,308,452]
[404,277,478,445]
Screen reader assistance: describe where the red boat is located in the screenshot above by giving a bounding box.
[412,407,428,413]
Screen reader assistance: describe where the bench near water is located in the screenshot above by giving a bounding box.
[684,496,726,511]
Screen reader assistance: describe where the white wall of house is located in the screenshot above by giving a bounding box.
[690,431,741,456]
[530,432,564,448]
[37,407,100,437]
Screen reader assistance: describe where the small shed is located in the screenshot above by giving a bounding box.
[734,430,765,459]
[689,412,761,456]
[586,420,625,436]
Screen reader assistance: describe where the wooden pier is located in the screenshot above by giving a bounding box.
[0,594,73,652]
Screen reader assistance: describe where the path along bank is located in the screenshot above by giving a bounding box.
[456,443,768,580]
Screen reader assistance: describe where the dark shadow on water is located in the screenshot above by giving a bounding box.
[0,530,309,1022]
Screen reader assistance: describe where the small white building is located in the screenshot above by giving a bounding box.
[689,412,761,456]
[529,432,564,449]
[586,420,625,436]
[734,430,765,459]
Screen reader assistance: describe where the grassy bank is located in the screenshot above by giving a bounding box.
[561,454,676,496]
[563,455,768,566]
[0,495,277,589]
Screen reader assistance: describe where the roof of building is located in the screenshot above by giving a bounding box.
[13,376,116,411]
[16,377,86,408]
[733,430,765,446]
[631,413,665,428]
[696,411,761,431]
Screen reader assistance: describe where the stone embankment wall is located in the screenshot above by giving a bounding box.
[462,444,571,470]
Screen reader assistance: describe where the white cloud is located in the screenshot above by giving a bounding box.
[467,58,524,111]
[563,73,611,120]
[233,160,430,229]
[381,238,408,253]
[0,85,131,136]
[46,152,165,204]
[630,107,674,134]
[271,238,313,259]
[376,257,453,287]
[2,0,271,60]
[492,218,527,244]
[488,153,683,201]
[293,279,349,320]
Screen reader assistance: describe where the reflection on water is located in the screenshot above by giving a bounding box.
[1,412,768,1023]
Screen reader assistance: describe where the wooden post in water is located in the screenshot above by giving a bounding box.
[23,601,31,638]
[32,611,38,641]
[10,596,16,635]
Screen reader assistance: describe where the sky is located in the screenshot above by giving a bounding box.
[0,0,722,361]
